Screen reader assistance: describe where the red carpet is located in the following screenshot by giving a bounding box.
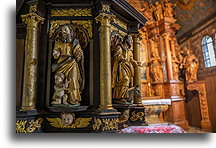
[120,123,187,133]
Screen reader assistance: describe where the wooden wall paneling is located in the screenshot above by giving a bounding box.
[185,95,202,128]
[199,74,216,132]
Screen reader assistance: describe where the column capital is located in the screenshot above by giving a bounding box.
[95,12,116,27]
[21,5,44,28]
[22,13,44,25]
[131,33,142,44]
[162,33,171,39]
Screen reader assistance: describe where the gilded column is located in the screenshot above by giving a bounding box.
[20,5,44,111]
[132,33,143,106]
[95,7,115,110]
[163,33,173,81]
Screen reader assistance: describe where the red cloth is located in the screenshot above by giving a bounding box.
[121,123,187,133]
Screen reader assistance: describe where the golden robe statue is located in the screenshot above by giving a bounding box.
[51,25,85,105]
[111,35,142,103]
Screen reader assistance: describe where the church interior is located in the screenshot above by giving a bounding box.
[16,0,216,133]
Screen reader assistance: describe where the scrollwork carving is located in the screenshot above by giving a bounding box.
[130,111,145,121]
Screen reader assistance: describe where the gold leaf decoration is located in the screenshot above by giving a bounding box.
[130,111,145,121]
[51,8,92,17]
[16,118,43,133]
[16,120,27,133]
[46,117,92,128]
[49,20,93,38]
[102,118,119,132]
[92,117,102,131]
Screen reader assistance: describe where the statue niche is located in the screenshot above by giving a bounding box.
[111,34,142,104]
[51,25,89,106]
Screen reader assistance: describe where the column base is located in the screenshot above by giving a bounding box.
[20,106,37,111]
[201,120,212,132]
[92,109,120,133]
[98,105,114,111]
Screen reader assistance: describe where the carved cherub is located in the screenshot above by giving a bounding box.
[51,72,72,105]
[61,113,75,126]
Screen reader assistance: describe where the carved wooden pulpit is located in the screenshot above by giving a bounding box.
[16,0,148,133]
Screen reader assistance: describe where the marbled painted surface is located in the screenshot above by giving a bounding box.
[175,0,215,38]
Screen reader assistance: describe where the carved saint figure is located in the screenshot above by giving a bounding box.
[182,47,199,82]
[172,57,181,81]
[51,25,85,105]
[149,51,163,82]
[111,35,142,104]
[153,1,164,21]
[162,0,176,19]
[139,1,155,22]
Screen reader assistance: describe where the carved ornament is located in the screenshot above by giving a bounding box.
[46,117,92,128]
[93,117,118,131]
[51,8,92,17]
[130,111,145,121]
[102,4,110,12]
[16,118,43,133]
[102,118,119,132]
[92,117,102,131]
[49,20,93,38]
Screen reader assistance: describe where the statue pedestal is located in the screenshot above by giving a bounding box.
[113,104,147,128]
[16,110,43,133]
[91,109,120,133]
[187,81,212,132]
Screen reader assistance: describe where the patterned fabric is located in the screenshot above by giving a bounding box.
[120,123,187,133]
